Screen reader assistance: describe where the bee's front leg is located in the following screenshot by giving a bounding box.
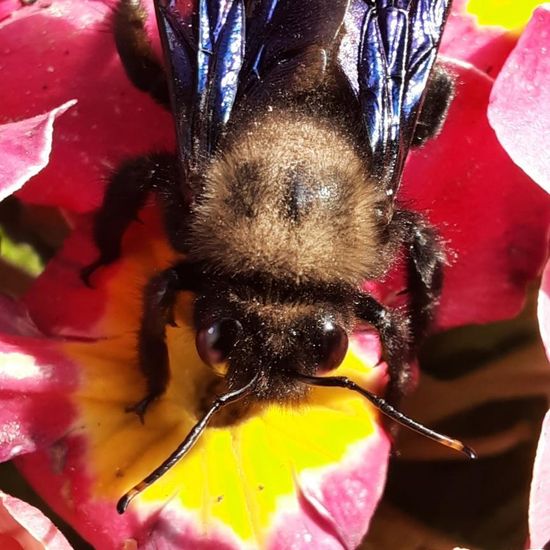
[355,294,413,403]
[393,210,446,345]
[130,261,197,421]
[81,153,176,286]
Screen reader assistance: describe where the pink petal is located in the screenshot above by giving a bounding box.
[529,411,550,549]
[0,296,77,462]
[0,0,19,23]
[399,60,550,329]
[21,217,112,338]
[539,258,550,362]
[269,429,390,550]
[23,208,171,338]
[440,0,517,78]
[0,341,76,462]
[0,491,72,550]
[488,6,550,194]
[0,101,76,202]
[0,0,174,213]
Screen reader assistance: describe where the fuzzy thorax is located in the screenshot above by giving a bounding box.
[189,111,388,286]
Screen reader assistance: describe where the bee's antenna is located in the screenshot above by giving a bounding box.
[117,372,260,514]
[296,373,477,460]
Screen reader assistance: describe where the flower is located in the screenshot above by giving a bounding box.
[0,0,549,548]
[4,209,391,549]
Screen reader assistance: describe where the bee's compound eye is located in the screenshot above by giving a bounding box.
[196,319,242,374]
[316,321,349,374]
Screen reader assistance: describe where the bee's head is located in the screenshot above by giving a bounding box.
[193,276,354,401]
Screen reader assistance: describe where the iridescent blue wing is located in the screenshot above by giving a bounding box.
[155,0,245,175]
[155,0,349,184]
[239,0,349,100]
[340,0,451,192]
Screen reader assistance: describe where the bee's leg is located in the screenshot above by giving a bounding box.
[113,0,169,107]
[411,64,455,147]
[361,211,445,401]
[81,153,176,286]
[393,210,446,345]
[129,267,178,420]
[130,261,197,420]
[355,294,413,403]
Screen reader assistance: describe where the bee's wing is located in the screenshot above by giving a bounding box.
[239,0,349,101]
[155,0,245,176]
[340,0,451,192]
[155,0,349,186]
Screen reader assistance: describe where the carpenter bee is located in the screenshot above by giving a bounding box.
[82,0,475,513]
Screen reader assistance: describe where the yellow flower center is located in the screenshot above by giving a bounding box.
[62,209,386,545]
[467,0,546,32]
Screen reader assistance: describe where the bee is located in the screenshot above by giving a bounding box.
[82,0,476,513]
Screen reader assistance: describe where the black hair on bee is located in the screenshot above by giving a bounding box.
[81,0,474,514]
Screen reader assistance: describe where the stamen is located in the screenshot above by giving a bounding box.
[117,372,260,514]
[296,373,477,460]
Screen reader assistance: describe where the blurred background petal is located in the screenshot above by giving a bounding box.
[0,490,72,550]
